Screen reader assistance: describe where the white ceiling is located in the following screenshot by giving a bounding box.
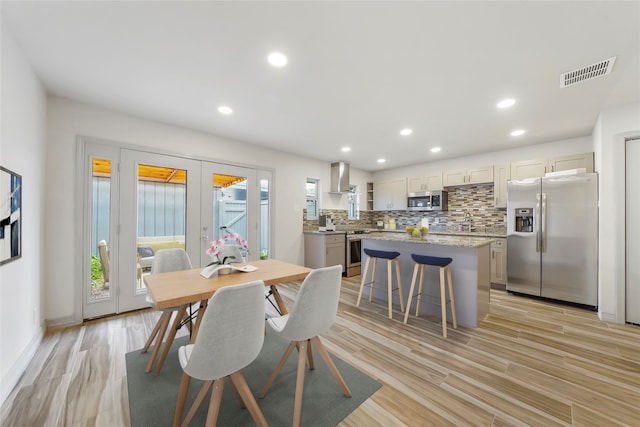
[2,1,639,171]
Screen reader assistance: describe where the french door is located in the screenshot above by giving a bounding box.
[79,140,270,319]
[200,163,258,267]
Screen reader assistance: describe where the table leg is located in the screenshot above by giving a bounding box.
[189,299,208,344]
[269,285,288,315]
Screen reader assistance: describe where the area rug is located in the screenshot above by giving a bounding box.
[126,332,381,426]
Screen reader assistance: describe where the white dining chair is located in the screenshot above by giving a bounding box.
[258,264,351,427]
[141,248,192,374]
[174,280,268,427]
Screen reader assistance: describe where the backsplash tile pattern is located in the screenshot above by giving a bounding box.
[303,184,506,234]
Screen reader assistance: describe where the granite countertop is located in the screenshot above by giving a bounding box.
[303,230,346,235]
[369,228,506,239]
[361,231,494,248]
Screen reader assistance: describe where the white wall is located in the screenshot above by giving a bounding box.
[593,102,640,323]
[0,25,47,404]
[46,97,371,324]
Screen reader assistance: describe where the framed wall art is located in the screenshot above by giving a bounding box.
[1,166,22,266]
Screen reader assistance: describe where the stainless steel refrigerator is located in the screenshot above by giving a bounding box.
[507,173,598,307]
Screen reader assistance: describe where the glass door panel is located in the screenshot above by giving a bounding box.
[82,141,119,319]
[136,164,187,290]
[91,158,113,301]
[201,164,257,267]
[119,149,201,313]
[258,173,272,259]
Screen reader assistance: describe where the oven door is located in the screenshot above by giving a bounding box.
[346,238,362,277]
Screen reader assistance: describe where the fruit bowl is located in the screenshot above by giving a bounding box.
[406,226,429,237]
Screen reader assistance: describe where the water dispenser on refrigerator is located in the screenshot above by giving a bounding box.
[515,208,534,232]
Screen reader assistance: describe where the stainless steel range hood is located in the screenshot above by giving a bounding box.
[329,161,350,194]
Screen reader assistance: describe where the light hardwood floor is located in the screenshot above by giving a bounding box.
[2,276,639,426]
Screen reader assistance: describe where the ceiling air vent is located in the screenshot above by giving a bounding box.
[560,56,616,88]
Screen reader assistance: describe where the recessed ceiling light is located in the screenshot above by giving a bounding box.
[430,147,441,153]
[497,98,516,109]
[377,158,386,163]
[400,128,413,136]
[217,106,233,115]
[341,147,351,152]
[511,129,526,136]
[267,52,287,67]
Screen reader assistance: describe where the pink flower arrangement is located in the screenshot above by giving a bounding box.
[205,233,249,265]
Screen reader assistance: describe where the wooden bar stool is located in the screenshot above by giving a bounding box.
[356,249,404,319]
[403,254,457,337]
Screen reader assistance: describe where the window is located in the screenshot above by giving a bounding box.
[306,178,319,219]
[348,185,360,220]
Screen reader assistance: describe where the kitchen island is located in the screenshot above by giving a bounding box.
[360,232,493,328]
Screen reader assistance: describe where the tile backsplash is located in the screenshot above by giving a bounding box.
[303,184,506,233]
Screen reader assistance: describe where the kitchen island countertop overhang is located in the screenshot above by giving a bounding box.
[359,232,491,328]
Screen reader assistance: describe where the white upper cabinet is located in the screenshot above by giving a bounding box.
[548,152,594,174]
[511,152,594,179]
[407,175,425,193]
[443,166,493,186]
[510,159,547,180]
[407,171,443,192]
[424,172,443,191]
[374,177,407,210]
[493,164,510,208]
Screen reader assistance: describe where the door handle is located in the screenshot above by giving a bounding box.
[535,193,541,253]
[541,193,547,252]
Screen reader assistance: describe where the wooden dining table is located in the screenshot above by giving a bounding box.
[143,259,311,375]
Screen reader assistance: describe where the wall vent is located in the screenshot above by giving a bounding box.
[560,56,616,88]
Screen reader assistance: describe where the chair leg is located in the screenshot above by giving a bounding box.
[145,311,171,373]
[310,336,352,397]
[259,340,297,398]
[415,265,425,317]
[142,311,170,354]
[292,339,308,427]
[204,378,225,427]
[446,265,457,329]
[369,257,378,302]
[181,380,213,427]
[306,338,315,370]
[229,371,268,427]
[386,259,393,319]
[440,266,448,338]
[356,256,371,307]
[394,258,404,313]
[173,372,192,427]
[403,263,421,324]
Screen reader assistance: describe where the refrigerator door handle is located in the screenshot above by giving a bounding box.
[541,193,547,252]
[535,193,541,252]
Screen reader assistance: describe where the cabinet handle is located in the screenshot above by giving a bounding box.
[492,250,495,259]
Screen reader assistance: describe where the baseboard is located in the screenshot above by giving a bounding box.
[0,326,45,406]
[598,310,622,324]
[45,314,80,330]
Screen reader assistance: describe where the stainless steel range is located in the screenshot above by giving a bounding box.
[345,230,369,277]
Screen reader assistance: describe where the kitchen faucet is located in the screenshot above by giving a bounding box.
[463,211,472,232]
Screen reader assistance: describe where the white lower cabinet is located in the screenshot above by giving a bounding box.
[490,238,507,286]
[304,233,345,272]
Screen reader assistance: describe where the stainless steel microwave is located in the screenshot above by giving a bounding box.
[407,190,448,211]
